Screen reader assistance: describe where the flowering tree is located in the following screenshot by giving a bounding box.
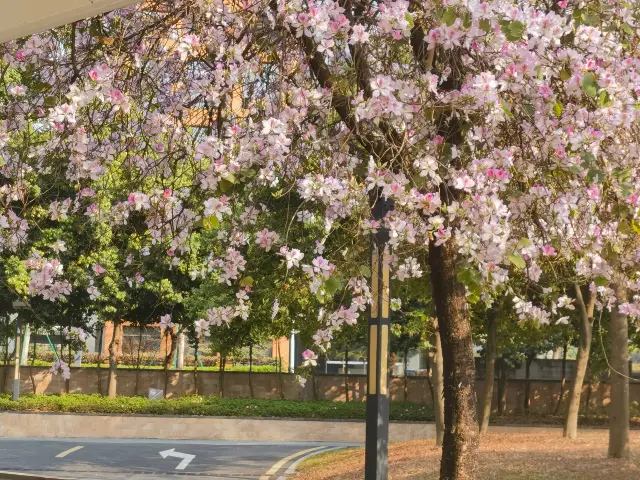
[2,0,640,477]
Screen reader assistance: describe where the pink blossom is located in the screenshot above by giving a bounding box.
[541,245,557,257]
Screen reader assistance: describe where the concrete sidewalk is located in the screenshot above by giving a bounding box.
[0,411,584,443]
[0,412,435,443]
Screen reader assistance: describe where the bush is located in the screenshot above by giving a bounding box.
[25,351,279,370]
[0,394,434,421]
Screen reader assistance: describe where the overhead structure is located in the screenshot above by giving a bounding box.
[0,0,143,44]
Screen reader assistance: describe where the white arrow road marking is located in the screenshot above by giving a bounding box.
[259,447,325,480]
[159,448,196,470]
[55,446,84,458]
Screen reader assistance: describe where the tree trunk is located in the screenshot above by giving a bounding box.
[163,328,177,398]
[403,345,409,402]
[555,341,568,414]
[584,377,593,410]
[344,347,349,402]
[134,325,143,396]
[65,343,71,394]
[497,358,508,414]
[524,353,534,412]
[564,284,595,439]
[431,320,445,447]
[219,355,226,398]
[107,318,122,399]
[480,309,497,434]
[248,342,254,399]
[194,343,199,396]
[608,284,630,459]
[429,240,479,479]
[1,328,9,393]
[425,349,435,406]
[276,340,285,400]
[96,327,104,396]
[29,333,37,394]
[312,363,319,401]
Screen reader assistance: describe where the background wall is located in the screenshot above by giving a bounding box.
[2,366,638,415]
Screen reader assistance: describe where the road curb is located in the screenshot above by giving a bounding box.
[0,472,69,480]
[0,412,434,443]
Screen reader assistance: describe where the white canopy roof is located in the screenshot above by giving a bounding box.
[0,0,142,43]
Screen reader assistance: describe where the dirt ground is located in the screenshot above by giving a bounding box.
[295,430,640,480]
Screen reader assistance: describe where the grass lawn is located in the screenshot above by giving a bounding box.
[295,430,640,480]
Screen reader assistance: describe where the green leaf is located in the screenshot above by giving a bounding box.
[581,152,596,167]
[43,96,58,107]
[633,219,640,235]
[553,101,563,118]
[587,168,604,183]
[618,220,634,235]
[598,90,611,107]
[457,268,475,285]
[622,23,635,36]
[404,12,415,30]
[517,237,533,249]
[508,253,526,269]
[315,289,325,304]
[522,103,535,117]
[505,20,526,41]
[559,68,571,81]
[479,19,492,33]
[238,168,256,180]
[442,8,457,26]
[323,278,341,295]
[219,179,234,193]
[462,12,472,29]
[467,293,480,304]
[239,276,254,288]
[581,13,600,26]
[501,99,514,119]
[359,265,372,278]
[202,216,220,230]
[581,72,598,97]
[594,276,608,287]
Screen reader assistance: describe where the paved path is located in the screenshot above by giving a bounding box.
[0,438,354,479]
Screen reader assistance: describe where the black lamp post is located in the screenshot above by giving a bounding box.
[365,195,394,479]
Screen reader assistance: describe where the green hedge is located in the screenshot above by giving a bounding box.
[2,361,278,372]
[0,394,433,421]
[1,394,637,427]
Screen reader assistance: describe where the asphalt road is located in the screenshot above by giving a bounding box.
[0,438,354,480]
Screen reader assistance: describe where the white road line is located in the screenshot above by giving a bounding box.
[55,445,84,458]
[259,446,325,480]
[277,446,344,479]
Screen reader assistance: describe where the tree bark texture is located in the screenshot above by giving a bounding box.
[564,284,595,439]
[608,284,630,459]
[431,321,445,448]
[480,309,497,434]
[429,240,479,479]
[555,341,568,414]
[403,345,409,402]
[219,355,226,398]
[107,318,123,399]
[497,358,508,414]
[426,349,435,406]
[248,342,254,399]
[524,353,534,412]
[344,347,350,402]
